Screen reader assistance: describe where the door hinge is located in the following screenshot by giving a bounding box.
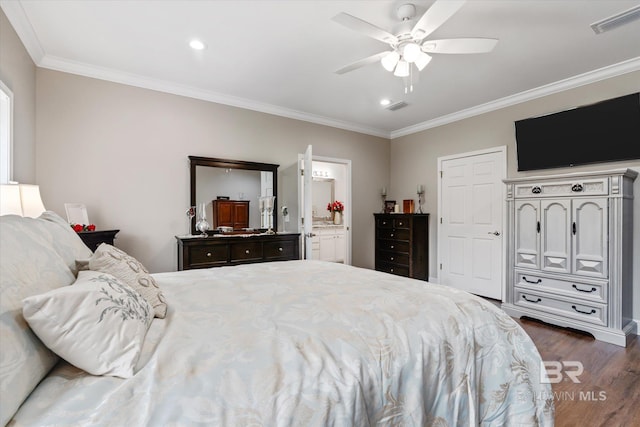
[440,263,442,270]
[440,171,443,178]
[440,217,442,224]
[300,169,304,176]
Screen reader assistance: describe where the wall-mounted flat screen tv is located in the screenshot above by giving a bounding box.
[515,92,640,171]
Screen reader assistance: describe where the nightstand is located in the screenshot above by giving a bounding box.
[77,229,119,252]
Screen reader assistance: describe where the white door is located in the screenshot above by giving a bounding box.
[303,145,314,259]
[438,147,506,300]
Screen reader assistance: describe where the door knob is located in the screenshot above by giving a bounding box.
[488,231,500,236]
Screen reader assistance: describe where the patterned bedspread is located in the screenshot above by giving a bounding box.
[10,260,553,426]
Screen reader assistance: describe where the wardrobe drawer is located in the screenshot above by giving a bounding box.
[515,271,607,303]
[376,261,409,278]
[376,250,409,266]
[188,244,229,266]
[514,289,607,326]
[513,177,609,198]
[264,239,296,260]
[230,242,263,262]
[376,217,410,229]
[376,239,410,253]
[378,228,410,241]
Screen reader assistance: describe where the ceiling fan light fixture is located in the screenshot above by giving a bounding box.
[381,51,400,71]
[402,42,421,63]
[393,60,410,77]
[415,52,432,71]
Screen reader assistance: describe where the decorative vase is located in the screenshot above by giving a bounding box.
[333,211,342,225]
[194,202,210,236]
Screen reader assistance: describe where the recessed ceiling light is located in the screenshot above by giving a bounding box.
[380,99,391,106]
[189,39,206,50]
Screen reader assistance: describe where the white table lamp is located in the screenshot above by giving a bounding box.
[0,183,47,217]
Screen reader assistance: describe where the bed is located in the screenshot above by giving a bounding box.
[0,212,554,426]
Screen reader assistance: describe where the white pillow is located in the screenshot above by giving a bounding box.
[89,244,167,318]
[22,270,153,378]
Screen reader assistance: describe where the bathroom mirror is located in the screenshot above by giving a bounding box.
[189,156,278,234]
[312,178,334,221]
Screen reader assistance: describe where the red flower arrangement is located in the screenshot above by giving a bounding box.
[71,223,96,232]
[326,201,345,213]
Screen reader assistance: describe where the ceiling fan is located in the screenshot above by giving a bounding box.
[332,0,497,89]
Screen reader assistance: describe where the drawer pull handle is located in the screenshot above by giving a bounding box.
[522,276,542,284]
[399,222,403,226]
[390,257,394,261]
[278,247,283,252]
[390,268,394,272]
[572,284,597,293]
[571,183,583,192]
[382,221,387,225]
[522,296,541,303]
[206,252,212,257]
[390,233,394,237]
[532,186,541,194]
[245,249,250,254]
[572,305,596,315]
[390,245,394,249]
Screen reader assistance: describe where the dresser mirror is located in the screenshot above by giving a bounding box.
[312,178,334,222]
[189,156,279,234]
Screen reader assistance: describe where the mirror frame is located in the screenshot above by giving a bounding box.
[189,155,279,235]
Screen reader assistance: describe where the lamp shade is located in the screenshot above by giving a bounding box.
[415,52,432,71]
[402,43,421,63]
[0,183,46,217]
[393,60,410,77]
[381,51,400,72]
[0,184,23,215]
[19,184,46,218]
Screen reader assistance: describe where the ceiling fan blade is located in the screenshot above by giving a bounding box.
[335,51,391,75]
[332,12,398,44]
[411,0,466,40]
[421,38,498,54]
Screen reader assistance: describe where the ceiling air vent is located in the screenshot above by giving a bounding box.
[386,101,408,111]
[591,4,640,34]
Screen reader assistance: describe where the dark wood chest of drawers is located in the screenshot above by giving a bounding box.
[374,213,429,280]
[176,233,300,270]
[212,199,250,230]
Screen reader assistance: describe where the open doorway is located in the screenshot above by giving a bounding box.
[280,146,352,264]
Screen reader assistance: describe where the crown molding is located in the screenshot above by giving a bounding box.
[38,55,390,139]
[390,57,640,139]
[3,0,638,141]
[0,0,45,63]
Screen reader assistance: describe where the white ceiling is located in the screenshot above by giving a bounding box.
[2,0,640,138]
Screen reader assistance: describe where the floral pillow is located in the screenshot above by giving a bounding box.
[88,244,167,318]
[22,271,153,378]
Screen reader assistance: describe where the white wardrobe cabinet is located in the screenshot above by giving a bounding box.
[515,198,608,278]
[503,169,636,347]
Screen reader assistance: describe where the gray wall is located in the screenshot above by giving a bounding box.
[34,69,389,273]
[390,71,640,320]
[0,9,36,183]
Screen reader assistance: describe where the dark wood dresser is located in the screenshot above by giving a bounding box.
[176,233,300,270]
[77,229,119,252]
[374,213,429,280]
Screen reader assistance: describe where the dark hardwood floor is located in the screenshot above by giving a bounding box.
[515,317,640,427]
